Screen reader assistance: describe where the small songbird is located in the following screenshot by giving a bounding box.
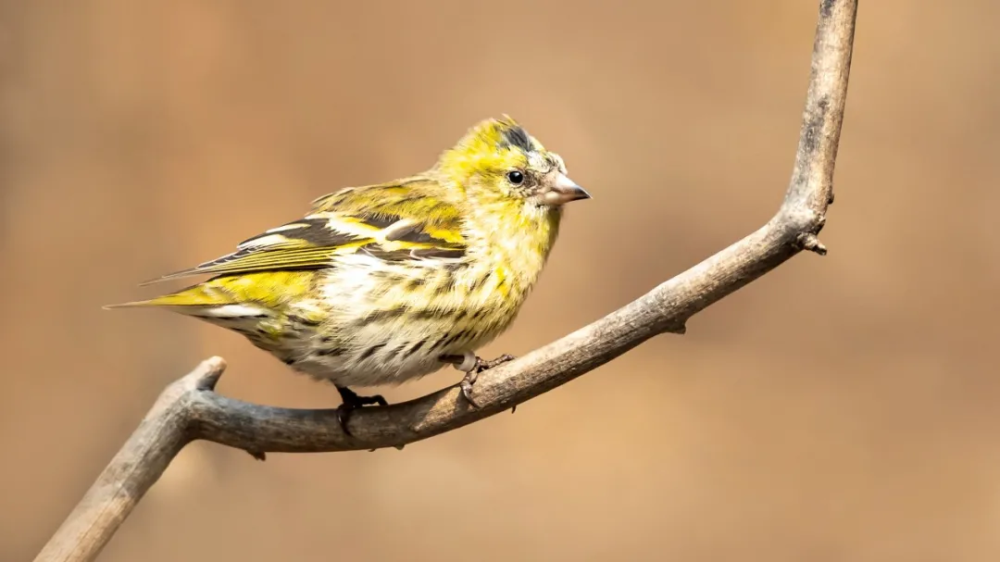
[106,116,590,432]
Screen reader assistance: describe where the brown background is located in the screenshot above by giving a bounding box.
[3,1,999,560]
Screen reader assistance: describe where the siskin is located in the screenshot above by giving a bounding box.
[107,116,590,432]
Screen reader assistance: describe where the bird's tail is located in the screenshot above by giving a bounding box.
[103,273,293,328]
[103,282,234,311]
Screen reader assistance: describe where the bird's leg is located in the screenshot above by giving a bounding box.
[335,385,388,437]
[440,352,517,410]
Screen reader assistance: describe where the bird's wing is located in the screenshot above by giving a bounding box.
[141,176,468,284]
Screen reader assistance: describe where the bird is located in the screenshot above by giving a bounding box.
[106,115,591,434]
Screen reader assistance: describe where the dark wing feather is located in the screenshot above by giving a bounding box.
[141,177,468,284]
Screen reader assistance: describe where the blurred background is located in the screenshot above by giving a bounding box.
[3,1,999,560]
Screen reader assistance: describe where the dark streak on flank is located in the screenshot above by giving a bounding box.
[469,270,492,292]
[429,333,451,351]
[404,339,427,359]
[451,329,470,347]
[409,309,434,320]
[437,330,466,350]
[410,310,439,321]
[406,277,426,291]
[466,326,483,341]
[316,347,343,357]
[436,272,457,295]
[359,343,386,362]
[363,306,408,323]
[410,308,457,321]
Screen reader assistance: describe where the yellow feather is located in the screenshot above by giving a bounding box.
[106,271,315,309]
[102,287,227,309]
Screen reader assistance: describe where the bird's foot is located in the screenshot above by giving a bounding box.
[458,369,480,408]
[336,386,388,437]
[475,353,516,373]
[442,352,516,410]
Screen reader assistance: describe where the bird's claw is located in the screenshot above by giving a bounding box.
[474,353,516,373]
[450,353,516,409]
[336,386,388,437]
[460,371,481,408]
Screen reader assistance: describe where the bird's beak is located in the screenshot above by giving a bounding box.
[542,172,591,206]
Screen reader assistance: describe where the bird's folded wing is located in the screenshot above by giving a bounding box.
[141,177,468,284]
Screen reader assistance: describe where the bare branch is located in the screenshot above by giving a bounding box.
[34,358,227,562]
[34,1,858,560]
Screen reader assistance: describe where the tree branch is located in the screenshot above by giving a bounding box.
[34,1,858,560]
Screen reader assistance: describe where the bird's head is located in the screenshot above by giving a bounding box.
[435,116,590,211]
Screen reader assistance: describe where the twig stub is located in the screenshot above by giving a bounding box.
[799,233,829,255]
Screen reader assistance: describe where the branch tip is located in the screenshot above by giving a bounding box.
[193,356,227,391]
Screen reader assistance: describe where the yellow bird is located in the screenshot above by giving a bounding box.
[107,116,590,432]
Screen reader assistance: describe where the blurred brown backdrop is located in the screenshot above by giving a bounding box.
[3,1,1000,560]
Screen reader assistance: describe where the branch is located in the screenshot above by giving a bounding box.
[34,1,858,560]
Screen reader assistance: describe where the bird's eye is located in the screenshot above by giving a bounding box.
[506,170,525,185]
